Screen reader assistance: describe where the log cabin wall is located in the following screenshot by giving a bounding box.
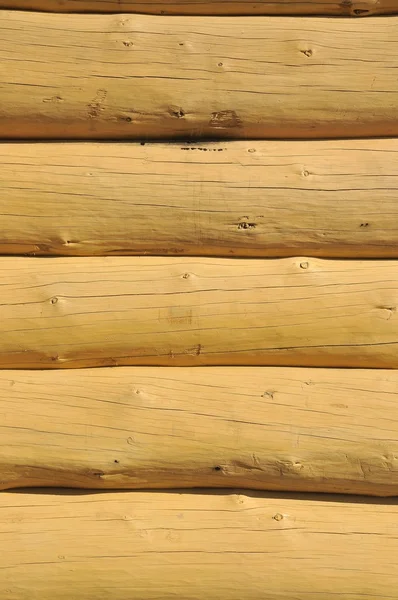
[0,1,398,599]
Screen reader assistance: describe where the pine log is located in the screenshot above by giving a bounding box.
[1,489,398,600]
[2,12,398,139]
[1,367,398,495]
[2,256,398,368]
[0,0,394,15]
[4,140,398,258]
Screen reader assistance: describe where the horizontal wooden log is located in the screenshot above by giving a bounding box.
[0,0,394,15]
[1,489,398,600]
[5,140,398,258]
[1,367,398,495]
[2,256,398,368]
[2,13,398,139]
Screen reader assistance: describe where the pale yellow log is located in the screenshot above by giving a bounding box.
[1,489,398,600]
[1,256,398,368]
[2,13,398,139]
[4,140,398,258]
[0,0,392,15]
[1,367,398,495]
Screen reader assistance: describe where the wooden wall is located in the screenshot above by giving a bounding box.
[1,0,398,598]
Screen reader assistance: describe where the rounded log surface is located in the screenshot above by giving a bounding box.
[3,140,398,258]
[0,0,393,15]
[1,367,398,495]
[0,489,398,599]
[1,256,398,368]
[2,13,398,139]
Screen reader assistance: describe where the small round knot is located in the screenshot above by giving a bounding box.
[50,297,58,304]
[300,262,309,270]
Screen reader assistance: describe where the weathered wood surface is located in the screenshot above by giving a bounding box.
[1,489,398,600]
[1,367,398,495]
[4,140,398,258]
[2,256,398,369]
[2,13,398,139]
[0,0,393,15]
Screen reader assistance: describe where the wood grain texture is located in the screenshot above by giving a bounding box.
[2,256,398,369]
[2,12,398,139]
[1,367,398,495]
[4,140,398,258]
[0,0,393,15]
[1,489,398,600]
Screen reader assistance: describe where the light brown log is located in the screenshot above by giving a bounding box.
[1,489,398,600]
[5,140,398,258]
[0,0,393,16]
[2,256,398,369]
[1,367,398,495]
[2,13,398,139]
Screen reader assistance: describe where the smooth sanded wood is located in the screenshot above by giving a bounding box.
[1,489,398,600]
[2,256,398,369]
[1,367,398,495]
[4,140,398,258]
[0,0,393,15]
[2,13,398,139]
